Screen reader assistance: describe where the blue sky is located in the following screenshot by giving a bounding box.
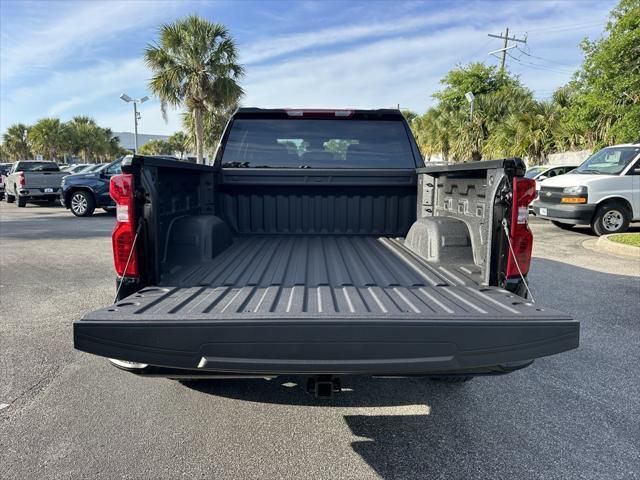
[0,0,616,136]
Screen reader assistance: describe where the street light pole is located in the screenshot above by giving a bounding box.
[133,101,139,152]
[119,93,149,153]
[465,91,475,121]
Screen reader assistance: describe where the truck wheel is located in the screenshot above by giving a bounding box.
[70,191,95,217]
[429,376,474,383]
[551,221,574,230]
[6,193,15,203]
[17,196,27,207]
[591,202,630,236]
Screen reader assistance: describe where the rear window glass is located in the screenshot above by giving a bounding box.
[17,162,60,172]
[221,119,416,168]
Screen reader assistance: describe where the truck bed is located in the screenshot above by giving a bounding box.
[155,235,486,318]
[76,235,578,375]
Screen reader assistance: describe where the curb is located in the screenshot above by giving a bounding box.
[594,235,640,258]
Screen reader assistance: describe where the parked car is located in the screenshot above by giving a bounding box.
[75,164,103,174]
[74,108,578,393]
[0,163,13,199]
[526,164,576,213]
[525,164,575,183]
[4,160,67,207]
[532,144,640,235]
[60,159,122,216]
[64,164,90,174]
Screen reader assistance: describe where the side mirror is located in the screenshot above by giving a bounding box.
[538,175,548,181]
[633,167,640,175]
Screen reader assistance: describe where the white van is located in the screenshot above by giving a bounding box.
[531,144,640,235]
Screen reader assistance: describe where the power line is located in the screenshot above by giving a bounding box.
[515,46,578,68]
[506,52,575,75]
[512,21,605,34]
[487,28,527,72]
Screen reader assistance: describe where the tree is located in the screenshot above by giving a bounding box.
[2,123,31,160]
[414,64,534,162]
[66,116,123,162]
[138,139,174,156]
[433,63,520,109]
[181,101,237,161]
[145,15,244,164]
[570,0,640,146]
[401,109,419,124]
[168,131,191,159]
[28,118,69,160]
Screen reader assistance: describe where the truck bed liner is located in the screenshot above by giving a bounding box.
[91,236,558,320]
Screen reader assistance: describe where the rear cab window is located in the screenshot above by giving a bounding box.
[15,161,60,172]
[220,110,418,169]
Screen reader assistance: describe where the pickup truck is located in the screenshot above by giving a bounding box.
[4,160,67,207]
[0,163,12,199]
[532,144,640,235]
[74,108,579,394]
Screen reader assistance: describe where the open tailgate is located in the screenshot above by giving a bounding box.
[74,284,578,375]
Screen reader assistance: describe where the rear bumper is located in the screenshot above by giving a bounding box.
[74,317,580,376]
[18,188,60,200]
[531,201,595,224]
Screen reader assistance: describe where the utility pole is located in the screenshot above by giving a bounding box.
[487,28,527,72]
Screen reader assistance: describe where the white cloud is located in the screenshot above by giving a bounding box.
[0,1,184,83]
[240,0,612,113]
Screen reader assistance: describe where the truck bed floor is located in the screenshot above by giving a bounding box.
[100,235,548,320]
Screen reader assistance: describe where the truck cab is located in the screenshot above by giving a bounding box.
[532,144,640,235]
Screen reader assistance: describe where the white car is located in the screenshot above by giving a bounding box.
[525,164,576,184]
[525,164,576,213]
[531,144,640,235]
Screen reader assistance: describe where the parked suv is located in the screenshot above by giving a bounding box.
[61,159,122,216]
[532,144,640,235]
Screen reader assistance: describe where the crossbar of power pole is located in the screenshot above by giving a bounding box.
[487,33,527,43]
[487,28,527,71]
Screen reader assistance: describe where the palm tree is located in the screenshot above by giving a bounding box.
[28,118,68,161]
[2,123,31,160]
[145,15,244,164]
[181,101,237,160]
[168,131,191,159]
[67,116,117,162]
[138,139,174,156]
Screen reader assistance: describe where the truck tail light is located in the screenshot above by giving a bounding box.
[110,174,138,277]
[19,172,25,186]
[506,177,536,279]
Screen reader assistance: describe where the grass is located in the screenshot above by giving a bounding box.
[608,233,640,247]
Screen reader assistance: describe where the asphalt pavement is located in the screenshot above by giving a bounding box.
[1,202,639,480]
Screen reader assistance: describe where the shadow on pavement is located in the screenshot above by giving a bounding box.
[181,375,474,408]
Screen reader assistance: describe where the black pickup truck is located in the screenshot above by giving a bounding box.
[74,108,579,392]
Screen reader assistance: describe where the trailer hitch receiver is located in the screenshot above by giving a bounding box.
[306,375,341,397]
